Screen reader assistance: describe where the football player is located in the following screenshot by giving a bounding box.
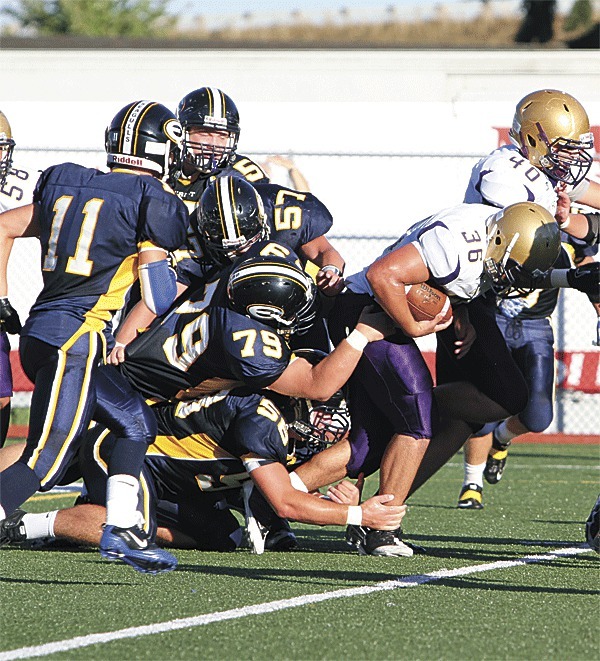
[0,110,38,447]
[110,176,345,362]
[455,89,600,508]
[295,201,563,556]
[0,100,189,574]
[0,382,398,553]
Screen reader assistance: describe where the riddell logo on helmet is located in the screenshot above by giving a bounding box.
[111,154,145,167]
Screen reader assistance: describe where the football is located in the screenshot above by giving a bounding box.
[406,282,452,323]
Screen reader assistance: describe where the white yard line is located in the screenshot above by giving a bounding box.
[0,545,591,660]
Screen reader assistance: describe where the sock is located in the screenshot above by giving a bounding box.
[105,474,141,528]
[0,505,5,520]
[23,511,58,540]
[463,462,485,489]
[494,421,518,447]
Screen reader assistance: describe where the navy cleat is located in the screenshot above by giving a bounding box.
[0,509,27,547]
[99,524,177,575]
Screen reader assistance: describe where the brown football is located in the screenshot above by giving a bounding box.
[406,282,452,323]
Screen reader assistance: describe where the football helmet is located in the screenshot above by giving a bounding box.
[0,110,15,187]
[509,89,593,186]
[484,202,561,297]
[285,349,351,463]
[177,87,240,175]
[105,101,183,180]
[227,254,317,336]
[193,176,270,266]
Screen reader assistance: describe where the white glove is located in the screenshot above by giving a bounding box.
[498,297,527,319]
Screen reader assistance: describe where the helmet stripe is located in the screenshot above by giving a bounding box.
[207,87,224,119]
[233,262,310,291]
[216,177,240,243]
[119,100,154,155]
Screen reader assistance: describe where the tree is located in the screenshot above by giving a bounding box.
[564,0,593,32]
[2,0,175,37]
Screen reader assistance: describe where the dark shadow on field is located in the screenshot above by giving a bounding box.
[430,575,598,596]
[175,562,403,584]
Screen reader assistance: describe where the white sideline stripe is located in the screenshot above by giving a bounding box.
[0,545,590,660]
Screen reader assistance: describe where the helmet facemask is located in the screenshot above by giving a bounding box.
[533,128,593,186]
[182,125,239,175]
[0,111,15,188]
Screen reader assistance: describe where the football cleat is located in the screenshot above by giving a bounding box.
[457,483,484,509]
[484,434,511,484]
[585,495,600,553]
[357,528,414,557]
[264,519,298,552]
[345,524,367,549]
[0,509,27,547]
[99,524,177,574]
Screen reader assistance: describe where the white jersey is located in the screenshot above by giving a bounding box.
[463,145,589,214]
[0,164,39,211]
[345,203,494,302]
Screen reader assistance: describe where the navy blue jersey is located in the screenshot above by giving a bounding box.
[145,391,290,496]
[22,163,188,347]
[118,268,292,402]
[255,182,333,256]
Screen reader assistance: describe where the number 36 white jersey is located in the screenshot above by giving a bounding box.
[345,203,494,302]
[463,144,588,214]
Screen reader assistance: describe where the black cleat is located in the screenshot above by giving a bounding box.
[585,495,600,553]
[0,509,27,547]
[484,434,511,485]
[457,483,484,509]
[357,528,414,557]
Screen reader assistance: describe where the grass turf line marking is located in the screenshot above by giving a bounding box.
[0,545,591,660]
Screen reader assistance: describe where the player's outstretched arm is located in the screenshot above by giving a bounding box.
[251,462,405,530]
[268,306,394,400]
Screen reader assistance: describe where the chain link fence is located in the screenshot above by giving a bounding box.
[7,147,599,436]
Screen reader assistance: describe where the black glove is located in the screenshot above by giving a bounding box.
[0,297,22,334]
[566,262,600,303]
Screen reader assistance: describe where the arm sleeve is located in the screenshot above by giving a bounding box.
[138,259,177,315]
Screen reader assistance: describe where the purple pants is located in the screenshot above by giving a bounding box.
[0,331,13,398]
[328,292,437,478]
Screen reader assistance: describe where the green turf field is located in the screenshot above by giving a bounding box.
[1,442,598,660]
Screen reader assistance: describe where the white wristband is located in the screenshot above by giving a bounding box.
[345,329,368,351]
[289,471,309,493]
[346,505,363,526]
[113,342,127,350]
[559,216,571,229]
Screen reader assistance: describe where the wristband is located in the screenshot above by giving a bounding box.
[558,216,571,229]
[289,471,309,493]
[346,505,363,526]
[345,329,368,351]
[320,265,343,277]
[113,342,127,350]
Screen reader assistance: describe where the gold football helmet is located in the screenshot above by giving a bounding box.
[509,89,593,186]
[485,202,561,297]
[0,110,15,187]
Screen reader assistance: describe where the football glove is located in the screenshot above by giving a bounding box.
[498,297,527,319]
[0,297,22,334]
[566,262,599,302]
